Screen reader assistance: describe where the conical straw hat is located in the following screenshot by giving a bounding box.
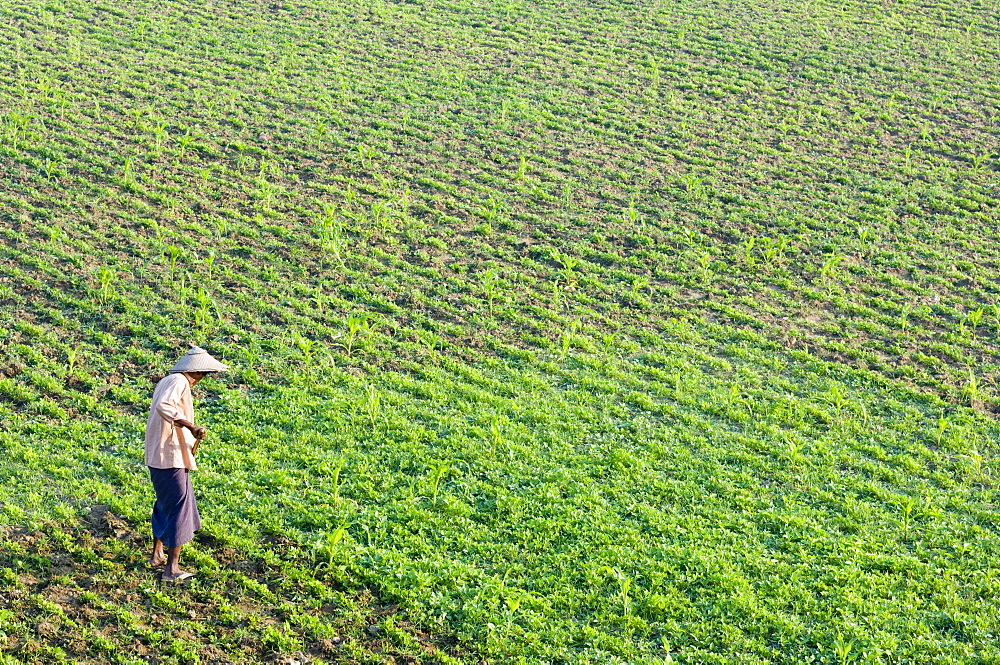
[168,346,229,373]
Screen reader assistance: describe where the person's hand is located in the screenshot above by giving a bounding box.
[190,425,207,441]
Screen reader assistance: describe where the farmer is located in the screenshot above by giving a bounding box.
[145,346,228,582]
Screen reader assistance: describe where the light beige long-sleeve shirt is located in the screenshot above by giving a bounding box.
[145,373,197,470]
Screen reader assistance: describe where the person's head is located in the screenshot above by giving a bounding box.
[182,370,212,386]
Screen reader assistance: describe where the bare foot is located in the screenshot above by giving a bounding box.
[161,570,195,582]
[148,554,166,567]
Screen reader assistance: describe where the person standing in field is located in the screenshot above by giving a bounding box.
[145,346,228,582]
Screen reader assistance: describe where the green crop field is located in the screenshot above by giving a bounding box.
[1,0,999,662]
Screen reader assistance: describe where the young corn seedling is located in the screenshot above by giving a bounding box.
[315,209,348,262]
[152,119,167,153]
[364,384,381,428]
[176,129,201,159]
[164,245,183,277]
[961,307,984,337]
[204,250,217,278]
[899,303,914,332]
[234,143,253,172]
[742,237,757,266]
[481,269,500,314]
[759,238,783,267]
[698,252,712,283]
[819,254,845,283]
[782,436,806,464]
[294,330,315,365]
[559,321,580,358]
[254,162,279,206]
[833,632,858,665]
[42,158,59,183]
[417,330,443,355]
[371,200,389,229]
[395,186,411,215]
[643,55,661,88]
[599,566,632,617]
[211,217,229,238]
[932,415,949,447]
[5,113,33,151]
[502,592,523,637]
[602,333,616,355]
[489,416,503,448]
[661,637,675,664]
[323,457,347,501]
[499,97,511,123]
[623,196,640,226]
[960,370,984,408]
[553,251,579,287]
[482,198,501,225]
[343,314,370,356]
[311,522,350,568]
[680,173,706,200]
[855,224,877,248]
[315,211,337,243]
[65,344,83,382]
[53,90,69,118]
[312,282,332,314]
[355,143,377,169]
[898,496,917,538]
[127,107,143,128]
[427,460,454,504]
[122,156,136,185]
[176,273,190,308]
[343,185,358,207]
[514,154,528,181]
[552,279,565,311]
[193,288,213,329]
[328,228,347,264]
[970,152,991,171]
[629,276,650,298]
[964,449,985,483]
[822,383,851,424]
[314,120,328,146]
[95,266,116,303]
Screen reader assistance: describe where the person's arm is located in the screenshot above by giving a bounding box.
[172,417,206,441]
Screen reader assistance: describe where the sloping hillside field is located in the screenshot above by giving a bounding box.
[2,0,999,662]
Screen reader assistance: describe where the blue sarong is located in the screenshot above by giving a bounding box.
[149,466,201,548]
